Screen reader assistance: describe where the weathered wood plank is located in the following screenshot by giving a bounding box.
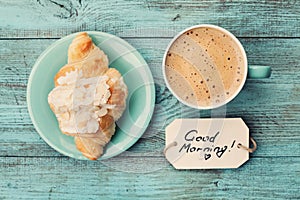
[0,38,300,86]
[0,157,299,199]
[0,0,299,38]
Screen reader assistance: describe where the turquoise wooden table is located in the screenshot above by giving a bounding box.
[0,0,299,199]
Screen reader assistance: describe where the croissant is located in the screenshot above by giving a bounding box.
[48,32,128,160]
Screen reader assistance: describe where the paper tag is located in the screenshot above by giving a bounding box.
[165,118,249,169]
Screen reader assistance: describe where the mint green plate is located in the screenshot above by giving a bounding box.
[27,31,155,160]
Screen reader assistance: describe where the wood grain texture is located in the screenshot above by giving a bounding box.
[0,0,299,38]
[0,38,299,159]
[1,38,300,86]
[0,157,299,199]
[0,38,300,161]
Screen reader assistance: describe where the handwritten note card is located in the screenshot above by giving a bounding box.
[164,118,249,169]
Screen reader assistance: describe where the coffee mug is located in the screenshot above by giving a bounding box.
[162,24,271,109]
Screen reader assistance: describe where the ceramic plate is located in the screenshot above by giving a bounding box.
[27,31,155,160]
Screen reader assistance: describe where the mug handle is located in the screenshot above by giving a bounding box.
[248,65,271,79]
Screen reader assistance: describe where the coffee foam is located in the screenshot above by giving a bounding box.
[165,27,245,107]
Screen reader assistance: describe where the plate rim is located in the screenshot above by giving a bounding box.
[27,31,156,160]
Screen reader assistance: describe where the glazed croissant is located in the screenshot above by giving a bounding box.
[48,32,128,160]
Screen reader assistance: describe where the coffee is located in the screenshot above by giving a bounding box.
[164,26,246,108]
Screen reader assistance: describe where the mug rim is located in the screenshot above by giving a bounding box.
[162,24,248,109]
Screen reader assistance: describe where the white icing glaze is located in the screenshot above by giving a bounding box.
[48,69,112,134]
[119,77,127,93]
[57,69,82,85]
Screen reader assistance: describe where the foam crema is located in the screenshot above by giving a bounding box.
[164,26,246,108]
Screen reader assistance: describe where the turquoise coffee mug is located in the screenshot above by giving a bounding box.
[162,24,271,109]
